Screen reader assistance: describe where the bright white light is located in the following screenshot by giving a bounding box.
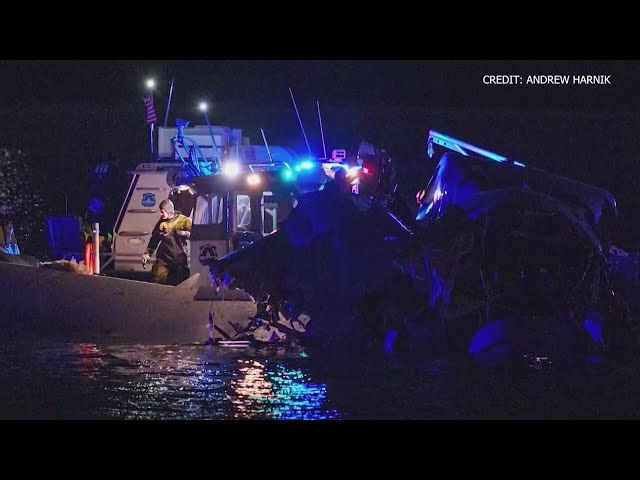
[222,162,241,178]
[247,173,261,186]
[347,166,361,177]
[433,186,443,202]
[199,102,208,112]
[146,79,155,90]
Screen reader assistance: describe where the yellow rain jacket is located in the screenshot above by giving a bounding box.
[145,213,192,264]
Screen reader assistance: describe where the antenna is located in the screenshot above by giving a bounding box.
[260,128,274,163]
[317,100,327,159]
[163,78,175,127]
[289,87,312,155]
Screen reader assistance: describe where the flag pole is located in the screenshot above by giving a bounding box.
[145,78,156,159]
[149,122,154,158]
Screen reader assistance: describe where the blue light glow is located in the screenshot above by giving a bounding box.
[384,330,399,353]
[415,202,434,221]
[282,169,295,181]
[300,161,315,169]
[428,130,527,166]
[468,319,510,354]
[583,310,604,343]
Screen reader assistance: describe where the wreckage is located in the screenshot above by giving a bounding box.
[210,130,640,362]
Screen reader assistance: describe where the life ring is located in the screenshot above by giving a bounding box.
[84,240,95,275]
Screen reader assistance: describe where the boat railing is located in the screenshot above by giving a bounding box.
[171,119,218,177]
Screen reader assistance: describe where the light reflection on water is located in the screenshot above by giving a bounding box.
[230,360,337,419]
[0,342,341,420]
[3,340,640,419]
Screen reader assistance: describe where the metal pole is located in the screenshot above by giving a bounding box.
[317,100,327,159]
[260,128,274,163]
[288,87,312,155]
[92,223,100,275]
[147,88,155,159]
[203,111,220,163]
[149,122,154,157]
[163,78,174,127]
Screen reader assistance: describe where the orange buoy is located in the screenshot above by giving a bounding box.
[84,240,95,275]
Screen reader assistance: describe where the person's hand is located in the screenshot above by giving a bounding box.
[176,229,191,239]
[142,252,151,267]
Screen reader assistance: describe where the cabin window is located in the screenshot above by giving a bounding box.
[262,191,278,235]
[237,195,252,230]
[193,194,223,225]
[169,188,197,218]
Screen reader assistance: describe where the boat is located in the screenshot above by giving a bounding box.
[2,103,358,345]
[0,258,255,345]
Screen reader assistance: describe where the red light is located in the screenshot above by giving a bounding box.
[363,167,370,174]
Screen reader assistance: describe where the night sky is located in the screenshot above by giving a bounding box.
[2,59,640,248]
[4,60,640,110]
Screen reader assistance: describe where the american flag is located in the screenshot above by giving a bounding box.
[143,93,158,125]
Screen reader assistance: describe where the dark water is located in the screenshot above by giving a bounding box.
[3,340,640,420]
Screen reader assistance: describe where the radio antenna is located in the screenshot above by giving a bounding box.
[260,128,274,163]
[289,86,312,155]
[317,100,327,159]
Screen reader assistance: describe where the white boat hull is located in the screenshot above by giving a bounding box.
[0,261,256,345]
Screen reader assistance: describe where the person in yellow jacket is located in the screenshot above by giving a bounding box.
[0,203,20,255]
[142,199,192,285]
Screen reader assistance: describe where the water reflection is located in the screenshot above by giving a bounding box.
[100,344,241,419]
[229,359,340,419]
[4,340,640,419]
[24,343,341,419]
[73,343,105,382]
